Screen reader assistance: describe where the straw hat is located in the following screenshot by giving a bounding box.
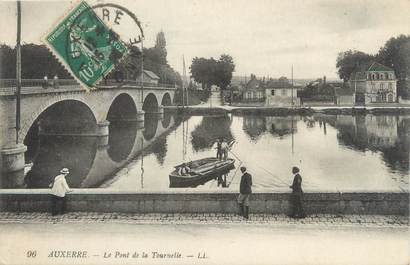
[60,168,69,174]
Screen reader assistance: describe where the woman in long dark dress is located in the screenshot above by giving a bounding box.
[289,166,306,219]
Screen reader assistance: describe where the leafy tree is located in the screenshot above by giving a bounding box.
[336,50,374,82]
[190,57,217,89]
[107,31,181,86]
[376,35,410,98]
[0,44,15,78]
[154,31,167,65]
[190,54,235,90]
[0,43,71,79]
[377,35,410,80]
[214,54,235,90]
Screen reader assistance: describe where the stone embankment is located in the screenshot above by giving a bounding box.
[0,190,408,216]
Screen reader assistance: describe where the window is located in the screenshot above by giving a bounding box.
[281,89,287,96]
[380,83,384,90]
[271,89,275,96]
[388,83,392,90]
[371,83,376,91]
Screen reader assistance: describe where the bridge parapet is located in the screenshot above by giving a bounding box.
[0,79,179,90]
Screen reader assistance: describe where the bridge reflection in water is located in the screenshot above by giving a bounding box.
[7,111,178,189]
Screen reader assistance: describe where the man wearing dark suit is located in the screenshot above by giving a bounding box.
[237,166,252,219]
[289,166,306,219]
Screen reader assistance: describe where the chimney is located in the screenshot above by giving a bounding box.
[323,76,326,85]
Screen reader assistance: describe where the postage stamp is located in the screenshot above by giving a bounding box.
[42,0,127,88]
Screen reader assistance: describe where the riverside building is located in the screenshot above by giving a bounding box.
[349,62,397,104]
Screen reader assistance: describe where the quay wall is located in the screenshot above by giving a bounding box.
[0,190,408,216]
[165,106,410,116]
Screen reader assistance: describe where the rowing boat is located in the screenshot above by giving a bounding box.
[169,157,235,188]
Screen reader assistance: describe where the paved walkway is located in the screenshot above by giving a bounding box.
[0,212,408,227]
[0,212,408,265]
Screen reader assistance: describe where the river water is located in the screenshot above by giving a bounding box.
[17,112,409,192]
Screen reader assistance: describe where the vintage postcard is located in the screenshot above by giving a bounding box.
[0,0,409,264]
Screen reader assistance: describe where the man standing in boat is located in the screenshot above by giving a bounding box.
[215,138,223,160]
[237,166,252,219]
[221,139,229,160]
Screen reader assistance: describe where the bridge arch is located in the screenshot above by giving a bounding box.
[19,96,98,143]
[23,100,98,187]
[107,93,138,121]
[161,92,172,106]
[143,93,159,113]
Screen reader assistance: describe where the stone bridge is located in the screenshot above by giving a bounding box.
[0,81,177,176]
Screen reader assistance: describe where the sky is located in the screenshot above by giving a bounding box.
[0,0,409,79]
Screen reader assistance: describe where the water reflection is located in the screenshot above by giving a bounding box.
[107,121,137,162]
[191,114,234,151]
[243,115,266,141]
[267,116,298,138]
[9,114,177,189]
[3,112,409,191]
[143,113,159,140]
[25,136,97,188]
[145,136,167,165]
[243,116,299,140]
[316,114,410,174]
[161,111,172,129]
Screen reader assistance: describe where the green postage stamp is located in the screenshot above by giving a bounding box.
[43,1,127,88]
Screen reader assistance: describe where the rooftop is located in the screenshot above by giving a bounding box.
[143,70,160,80]
[367,62,394,72]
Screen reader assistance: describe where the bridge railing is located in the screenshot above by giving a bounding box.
[0,78,80,88]
[0,79,179,90]
[100,79,179,89]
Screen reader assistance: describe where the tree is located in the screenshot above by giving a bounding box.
[0,44,15,78]
[336,50,374,82]
[214,54,235,90]
[377,35,410,98]
[154,31,167,65]
[190,54,235,90]
[0,43,71,79]
[190,57,217,89]
[377,35,410,80]
[111,30,181,85]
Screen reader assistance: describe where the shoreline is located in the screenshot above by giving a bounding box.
[166,105,410,115]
